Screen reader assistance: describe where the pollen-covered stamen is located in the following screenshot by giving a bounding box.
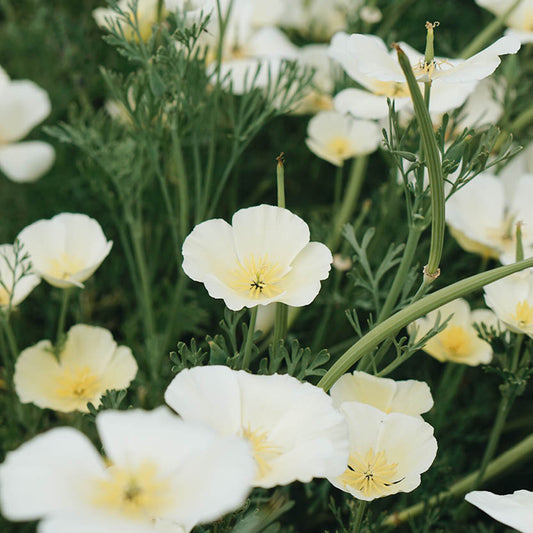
[55,366,101,402]
[513,300,533,327]
[92,461,173,519]
[438,325,473,357]
[242,425,283,479]
[338,449,402,498]
[231,254,285,299]
[47,253,85,280]
[412,57,452,82]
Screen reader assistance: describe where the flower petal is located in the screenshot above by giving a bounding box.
[0,141,55,183]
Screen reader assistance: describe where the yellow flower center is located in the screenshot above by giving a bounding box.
[47,253,85,280]
[92,461,172,519]
[412,58,452,81]
[438,325,472,357]
[231,255,284,299]
[55,366,101,402]
[513,300,533,327]
[338,449,401,498]
[242,426,282,479]
[370,80,410,98]
[326,137,351,158]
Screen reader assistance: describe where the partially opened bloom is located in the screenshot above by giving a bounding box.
[182,205,332,310]
[484,270,533,336]
[465,490,533,533]
[0,408,255,533]
[14,324,137,413]
[329,402,437,501]
[330,371,433,417]
[165,365,349,488]
[0,66,55,183]
[329,33,518,121]
[409,298,497,365]
[306,111,381,165]
[17,213,113,288]
[476,0,533,44]
[0,243,40,309]
[93,0,161,41]
[446,174,533,264]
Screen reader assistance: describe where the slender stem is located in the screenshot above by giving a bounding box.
[395,44,444,282]
[1,317,19,363]
[273,154,288,344]
[508,103,533,135]
[56,289,71,343]
[242,307,258,370]
[333,164,344,212]
[328,156,368,252]
[377,226,423,323]
[318,257,533,391]
[170,126,190,243]
[459,0,522,59]
[383,432,533,526]
[431,363,466,427]
[352,500,367,533]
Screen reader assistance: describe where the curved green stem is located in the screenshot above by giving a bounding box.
[1,316,18,363]
[318,257,533,391]
[352,500,367,533]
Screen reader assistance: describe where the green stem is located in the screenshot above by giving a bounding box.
[273,154,288,344]
[431,363,466,427]
[395,44,444,282]
[377,226,423,323]
[328,156,368,252]
[333,164,344,212]
[242,307,258,370]
[318,257,533,391]
[56,289,71,343]
[459,0,522,59]
[352,500,367,533]
[383,432,533,526]
[170,126,190,243]
[508,103,533,135]
[1,317,18,363]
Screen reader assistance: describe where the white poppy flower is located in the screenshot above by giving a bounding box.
[0,243,40,308]
[14,324,138,413]
[446,174,533,264]
[165,365,350,488]
[182,204,332,311]
[329,402,437,501]
[484,270,533,336]
[17,213,113,289]
[306,111,381,166]
[0,66,55,183]
[465,490,533,533]
[329,33,517,121]
[409,298,497,365]
[93,0,161,41]
[0,408,255,532]
[476,0,533,44]
[330,371,433,416]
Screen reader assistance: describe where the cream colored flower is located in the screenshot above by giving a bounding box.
[14,324,137,413]
[17,213,113,289]
[329,402,437,501]
[0,243,40,309]
[165,365,349,488]
[409,299,497,365]
[0,408,255,533]
[182,205,332,311]
[466,490,533,533]
[446,174,533,264]
[484,270,533,336]
[93,0,161,41]
[330,371,433,417]
[476,0,533,43]
[306,111,381,166]
[0,66,55,183]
